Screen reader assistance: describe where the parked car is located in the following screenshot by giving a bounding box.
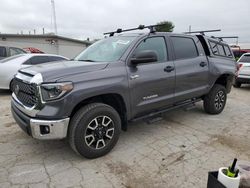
[11,26,236,159]
[0,46,27,60]
[0,54,68,90]
[234,53,250,87]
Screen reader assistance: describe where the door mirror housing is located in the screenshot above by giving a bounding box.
[130,50,158,65]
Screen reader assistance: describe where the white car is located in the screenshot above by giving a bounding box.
[0,54,68,90]
[234,53,250,88]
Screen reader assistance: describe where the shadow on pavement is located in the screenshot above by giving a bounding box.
[238,85,250,90]
[0,89,11,96]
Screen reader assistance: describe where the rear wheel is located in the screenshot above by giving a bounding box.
[203,84,227,114]
[69,103,121,159]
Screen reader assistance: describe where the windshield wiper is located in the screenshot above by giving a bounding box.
[77,59,96,62]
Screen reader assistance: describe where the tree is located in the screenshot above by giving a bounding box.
[155,21,175,32]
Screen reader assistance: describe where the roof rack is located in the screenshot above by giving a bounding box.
[210,36,238,43]
[214,36,238,41]
[184,29,221,35]
[212,36,239,45]
[103,24,164,37]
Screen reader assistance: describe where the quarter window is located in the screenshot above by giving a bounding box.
[171,37,198,59]
[48,56,67,62]
[209,41,219,55]
[133,37,167,62]
[209,41,232,58]
[224,46,232,57]
[29,56,49,65]
[217,45,226,56]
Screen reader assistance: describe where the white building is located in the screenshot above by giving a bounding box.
[0,34,91,59]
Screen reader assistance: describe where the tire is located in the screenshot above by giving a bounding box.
[69,103,121,159]
[233,81,241,88]
[203,84,227,114]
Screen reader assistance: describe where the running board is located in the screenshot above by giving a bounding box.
[130,98,202,122]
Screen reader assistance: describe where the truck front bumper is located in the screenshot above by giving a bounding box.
[11,100,70,140]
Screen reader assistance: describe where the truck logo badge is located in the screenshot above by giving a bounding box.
[143,94,158,100]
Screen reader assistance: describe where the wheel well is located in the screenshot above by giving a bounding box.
[214,74,233,93]
[70,94,128,131]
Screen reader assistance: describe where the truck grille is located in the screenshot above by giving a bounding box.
[11,78,37,107]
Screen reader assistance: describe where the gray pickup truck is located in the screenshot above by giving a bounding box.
[11,26,237,158]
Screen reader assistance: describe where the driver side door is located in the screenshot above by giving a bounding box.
[127,36,175,118]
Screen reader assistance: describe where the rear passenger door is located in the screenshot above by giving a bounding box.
[171,36,209,102]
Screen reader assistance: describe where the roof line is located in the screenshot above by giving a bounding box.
[0,33,91,45]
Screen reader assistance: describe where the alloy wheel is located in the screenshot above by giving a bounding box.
[84,115,115,150]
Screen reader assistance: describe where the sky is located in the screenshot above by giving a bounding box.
[0,0,249,44]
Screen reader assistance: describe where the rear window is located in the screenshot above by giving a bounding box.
[0,47,6,57]
[9,47,26,56]
[171,37,198,60]
[239,54,250,63]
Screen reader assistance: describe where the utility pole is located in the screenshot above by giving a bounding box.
[189,25,191,33]
[51,0,57,35]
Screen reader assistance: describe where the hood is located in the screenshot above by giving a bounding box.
[20,60,109,82]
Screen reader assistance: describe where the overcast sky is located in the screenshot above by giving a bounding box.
[0,0,249,43]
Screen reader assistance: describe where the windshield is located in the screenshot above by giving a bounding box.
[239,54,250,63]
[75,36,136,62]
[0,54,24,63]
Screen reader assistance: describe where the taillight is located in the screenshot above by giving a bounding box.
[238,63,243,70]
[236,63,243,76]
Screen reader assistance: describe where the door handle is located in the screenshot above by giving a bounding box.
[164,66,175,72]
[200,62,207,67]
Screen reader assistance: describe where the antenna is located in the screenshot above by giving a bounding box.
[51,0,57,35]
[184,29,221,35]
[104,24,164,37]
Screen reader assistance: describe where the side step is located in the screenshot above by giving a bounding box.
[183,103,196,111]
[146,116,163,124]
[131,98,201,123]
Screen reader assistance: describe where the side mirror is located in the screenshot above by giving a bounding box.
[130,50,158,65]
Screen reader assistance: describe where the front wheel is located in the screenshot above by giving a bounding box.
[69,103,121,159]
[203,84,227,114]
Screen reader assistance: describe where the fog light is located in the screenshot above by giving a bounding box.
[40,125,50,135]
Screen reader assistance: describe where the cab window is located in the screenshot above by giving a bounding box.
[171,37,198,59]
[133,37,168,62]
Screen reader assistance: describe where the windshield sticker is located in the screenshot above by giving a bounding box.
[116,40,130,45]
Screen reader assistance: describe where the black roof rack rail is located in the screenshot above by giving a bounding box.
[103,24,164,37]
[211,36,238,42]
[184,29,221,35]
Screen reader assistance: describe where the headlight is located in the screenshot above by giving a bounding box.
[40,82,73,101]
